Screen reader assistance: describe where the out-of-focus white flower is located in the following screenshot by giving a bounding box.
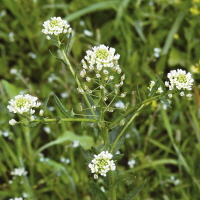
[10,68,18,74]
[7,94,41,115]
[84,29,93,36]
[154,47,161,58]
[11,168,28,176]
[9,197,23,200]
[88,151,116,178]
[42,17,72,39]
[39,110,44,116]
[128,159,136,168]
[115,100,125,108]
[9,119,17,126]
[186,94,192,98]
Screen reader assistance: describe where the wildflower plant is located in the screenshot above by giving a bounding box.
[7,17,195,200]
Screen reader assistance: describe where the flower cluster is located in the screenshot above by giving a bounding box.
[88,151,116,179]
[148,81,163,94]
[79,45,127,112]
[10,167,28,176]
[42,17,72,40]
[165,69,194,97]
[7,94,41,125]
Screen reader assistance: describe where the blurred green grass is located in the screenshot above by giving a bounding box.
[0,0,200,199]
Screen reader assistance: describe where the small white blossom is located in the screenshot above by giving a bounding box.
[30,116,35,121]
[121,74,125,81]
[120,93,126,98]
[128,159,136,168]
[80,69,86,78]
[96,74,101,78]
[148,81,163,94]
[11,168,28,176]
[86,77,91,82]
[42,17,72,39]
[7,94,41,115]
[115,101,125,108]
[168,94,173,98]
[39,110,44,116]
[109,76,114,80]
[186,94,192,98]
[77,87,84,94]
[88,151,116,178]
[9,119,17,126]
[180,91,185,96]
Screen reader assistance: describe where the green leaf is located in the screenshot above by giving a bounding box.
[160,98,171,108]
[65,1,121,22]
[25,121,40,127]
[49,35,60,48]
[124,180,146,200]
[80,145,94,164]
[65,32,73,54]
[37,131,94,153]
[53,94,75,118]
[1,79,21,99]
[49,50,68,66]
[89,181,108,200]
[162,13,185,55]
[168,47,186,67]
[114,173,135,186]
[112,153,124,161]
[41,94,51,111]
[109,126,126,153]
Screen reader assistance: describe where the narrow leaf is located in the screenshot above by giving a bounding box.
[80,145,94,164]
[89,181,108,200]
[53,94,75,118]
[124,180,146,200]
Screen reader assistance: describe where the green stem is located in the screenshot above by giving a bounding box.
[35,117,97,123]
[109,90,174,129]
[110,104,145,153]
[109,170,117,200]
[60,48,97,120]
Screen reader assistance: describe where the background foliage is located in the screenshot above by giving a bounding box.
[0,0,200,199]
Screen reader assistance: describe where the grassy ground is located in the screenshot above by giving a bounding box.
[0,0,200,199]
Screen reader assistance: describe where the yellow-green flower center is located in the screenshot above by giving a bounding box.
[50,20,61,28]
[16,98,30,108]
[97,159,108,169]
[177,74,187,83]
[96,49,110,60]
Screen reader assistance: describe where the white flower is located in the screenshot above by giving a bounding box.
[180,91,185,96]
[168,94,173,98]
[30,116,35,121]
[83,44,120,72]
[9,119,17,126]
[42,17,72,39]
[115,101,125,108]
[77,87,84,94]
[186,94,192,97]
[7,94,41,115]
[148,81,163,94]
[80,69,86,78]
[166,69,194,91]
[128,159,136,168]
[11,168,28,176]
[88,151,116,178]
[86,77,91,82]
[39,109,44,116]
